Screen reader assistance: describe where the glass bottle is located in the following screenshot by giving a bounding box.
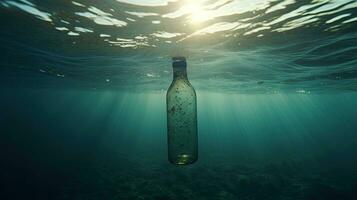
[166,56,198,165]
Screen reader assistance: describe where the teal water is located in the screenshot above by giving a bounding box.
[1,0,357,199]
[1,89,357,199]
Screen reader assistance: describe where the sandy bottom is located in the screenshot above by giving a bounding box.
[51,156,357,200]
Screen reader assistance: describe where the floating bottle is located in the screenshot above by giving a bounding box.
[166,56,198,165]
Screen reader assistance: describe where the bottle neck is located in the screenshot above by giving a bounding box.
[173,67,188,80]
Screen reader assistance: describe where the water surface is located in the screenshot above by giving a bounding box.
[1,0,356,92]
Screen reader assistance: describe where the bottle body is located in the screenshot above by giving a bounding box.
[166,57,198,165]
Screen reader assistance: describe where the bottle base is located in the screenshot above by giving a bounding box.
[169,154,197,165]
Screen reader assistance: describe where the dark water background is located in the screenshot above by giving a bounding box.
[1,90,357,199]
[1,0,357,199]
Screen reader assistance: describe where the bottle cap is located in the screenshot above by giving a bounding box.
[172,56,187,68]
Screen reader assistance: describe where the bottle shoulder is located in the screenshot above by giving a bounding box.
[168,79,194,90]
[167,79,196,96]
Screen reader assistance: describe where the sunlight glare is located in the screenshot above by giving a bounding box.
[182,1,208,23]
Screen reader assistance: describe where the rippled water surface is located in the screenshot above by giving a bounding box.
[1,0,357,92]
